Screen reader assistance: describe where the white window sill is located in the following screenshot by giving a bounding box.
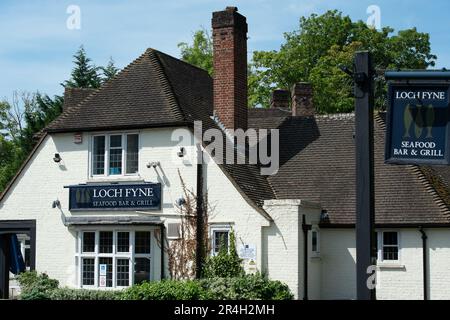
[377,262,405,270]
[86,176,145,184]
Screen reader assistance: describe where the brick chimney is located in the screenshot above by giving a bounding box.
[63,87,95,110]
[270,89,290,109]
[291,82,314,116]
[212,7,248,130]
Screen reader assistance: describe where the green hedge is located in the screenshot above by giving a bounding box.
[122,274,293,300]
[49,288,123,300]
[17,271,293,300]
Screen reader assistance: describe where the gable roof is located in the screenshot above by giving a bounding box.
[4,49,274,215]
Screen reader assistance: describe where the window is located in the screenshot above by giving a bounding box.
[82,232,95,253]
[109,135,122,175]
[379,231,399,261]
[91,133,139,177]
[311,229,320,256]
[211,227,230,255]
[76,229,153,288]
[93,136,105,175]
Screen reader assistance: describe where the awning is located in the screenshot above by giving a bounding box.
[63,215,163,226]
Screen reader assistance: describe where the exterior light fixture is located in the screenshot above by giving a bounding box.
[53,153,62,163]
[52,200,61,209]
[320,209,329,221]
[175,197,186,206]
[177,147,186,158]
[146,161,160,169]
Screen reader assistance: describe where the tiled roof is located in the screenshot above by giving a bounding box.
[249,110,450,225]
[44,49,274,212]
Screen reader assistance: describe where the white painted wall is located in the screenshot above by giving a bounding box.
[3,129,450,300]
[0,128,272,289]
[263,200,321,299]
[320,228,450,300]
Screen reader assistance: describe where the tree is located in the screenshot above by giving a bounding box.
[0,46,119,193]
[101,57,119,82]
[179,11,436,112]
[178,29,213,76]
[63,45,102,89]
[251,10,436,111]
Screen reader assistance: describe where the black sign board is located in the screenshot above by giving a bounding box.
[65,183,161,211]
[385,81,450,165]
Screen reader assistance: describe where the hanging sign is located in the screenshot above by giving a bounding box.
[385,81,450,165]
[65,183,161,211]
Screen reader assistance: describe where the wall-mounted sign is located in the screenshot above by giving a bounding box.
[65,183,161,211]
[385,82,450,165]
[239,244,257,274]
[73,132,82,144]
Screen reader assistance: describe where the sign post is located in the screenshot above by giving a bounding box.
[354,51,376,300]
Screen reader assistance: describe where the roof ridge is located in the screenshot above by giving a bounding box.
[375,112,450,220]
[150,50,186,121]
[45,49,152,131]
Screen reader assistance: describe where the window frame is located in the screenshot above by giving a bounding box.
[75,227,154,289]
[377,230,401,263]
[311,227,320,257]
[210,225,231,256]
[90,132,140,178]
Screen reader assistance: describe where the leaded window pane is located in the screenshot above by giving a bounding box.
[93,136,105,175]
[99,231,113,253]
[135,231,151,254]
[126,134,139,174]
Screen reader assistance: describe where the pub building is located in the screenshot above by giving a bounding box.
[2,7,450,300]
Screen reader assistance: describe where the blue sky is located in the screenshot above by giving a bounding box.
[1,0,449,99]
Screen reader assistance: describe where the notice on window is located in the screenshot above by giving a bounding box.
[99,264,107,276]
[99,275,106,287]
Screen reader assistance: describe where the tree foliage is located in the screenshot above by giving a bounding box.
[178,29,214,76]
[178,10,436,112]
[0,46,120,193]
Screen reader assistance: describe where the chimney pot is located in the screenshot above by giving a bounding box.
[270,89,290,109]
[291,82,314,117]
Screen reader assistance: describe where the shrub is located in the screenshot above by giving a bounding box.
[202,231,245,278]
[122,280,207,300]
[17,272,293,301]
[17,271,59,300]
[122,274,293,300]
[200,274,293,300]
[49,288,123,300]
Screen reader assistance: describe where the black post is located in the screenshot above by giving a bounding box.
[195,147,204,279]
[355,51,376,300]
[419,227,428,300]
[0,234,11,299]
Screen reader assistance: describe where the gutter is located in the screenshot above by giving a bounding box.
[302,215,311,300]
[419,227,428,300]
[195,145,204,279]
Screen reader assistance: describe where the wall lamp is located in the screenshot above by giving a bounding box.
[52,199,61,209]
[175,197,186,206]
[53,153,62,163]
[320,209,329,222]
[177,147,186,158]
[146,161,160,169]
